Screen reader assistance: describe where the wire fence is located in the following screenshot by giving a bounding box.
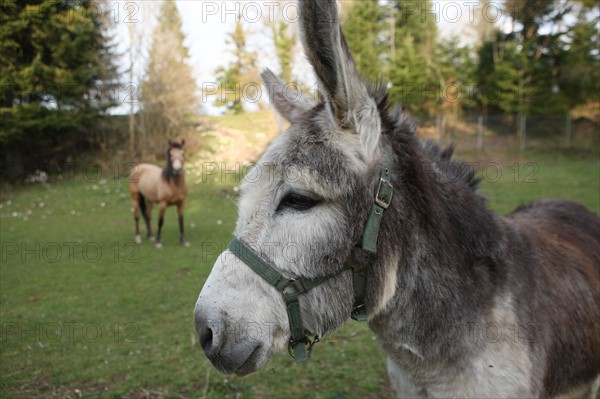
[414,113,600,152]
[2,112,598,184]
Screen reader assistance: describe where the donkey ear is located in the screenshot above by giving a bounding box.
[298,0,381,158]
[181,139,185,147]
[261,68,316,124]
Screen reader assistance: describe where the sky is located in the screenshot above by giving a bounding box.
[112,0,508,115]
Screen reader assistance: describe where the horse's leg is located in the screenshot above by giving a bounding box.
[155,201,167,249]
[177,201,189,247]
[131,192,142,244]
[144,201,154,240]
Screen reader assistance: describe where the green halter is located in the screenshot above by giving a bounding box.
[227,148,394,362]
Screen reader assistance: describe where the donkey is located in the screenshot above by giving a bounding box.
[129,139,189,248]
[194,0,600,396]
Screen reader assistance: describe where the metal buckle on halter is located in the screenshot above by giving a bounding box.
[287,336,320,359]
[375,178,393,209]
[351,303,369,322]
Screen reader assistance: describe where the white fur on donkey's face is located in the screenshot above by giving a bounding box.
[196,0,385,376]
[195,132,359,375]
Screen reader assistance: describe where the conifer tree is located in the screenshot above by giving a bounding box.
[559,6,600,108]
[343,0,386,82]
[141,0,198,145]
[387,0,441,114]
[272,21,296,83]
[0,0,118,143]
[214,21,259,114]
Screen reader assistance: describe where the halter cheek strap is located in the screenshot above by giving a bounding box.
[350,148,394,321]
[227,147,394,361]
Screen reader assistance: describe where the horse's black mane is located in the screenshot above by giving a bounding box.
[162,155,174,182]
[162,142,182,182]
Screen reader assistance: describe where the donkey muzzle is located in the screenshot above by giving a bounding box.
[194,308,264,376]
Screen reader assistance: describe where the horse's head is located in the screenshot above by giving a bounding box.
[168,139,185,175]
[195,0,395,375]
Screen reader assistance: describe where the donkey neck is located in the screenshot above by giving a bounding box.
[366,137,505,361]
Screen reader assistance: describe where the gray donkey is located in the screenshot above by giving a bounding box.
[195,0,600,396]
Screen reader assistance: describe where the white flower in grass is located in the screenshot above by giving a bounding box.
[190,223,196,228]
[12,212,18,217]
[100,202,106,208]
[38,202,44,208]
[71,210,76,215]
[217,220,222,225]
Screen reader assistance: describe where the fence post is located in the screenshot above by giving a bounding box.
[564,114,572,149]
[519,114,527,151]
[477,115,483,152]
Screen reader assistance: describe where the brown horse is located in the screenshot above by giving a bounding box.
[129,140,189,248]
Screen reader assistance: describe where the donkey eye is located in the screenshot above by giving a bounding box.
[277,193,320,212]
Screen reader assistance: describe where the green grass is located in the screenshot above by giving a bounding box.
[0,146,598,398]
[475,149,600,215]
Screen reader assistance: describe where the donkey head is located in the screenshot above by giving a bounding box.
[168,139,185,175]
[195,0,393,375]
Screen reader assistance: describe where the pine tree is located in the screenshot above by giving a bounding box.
[475,0,597,116]
[214,20,259,114]
[559,7,600,108]
[387,0,441,114]
[272,21,295,83]
[141,0,198,146]
[343,0,386,82]
[0,0,118,143]
[436,37,476,112]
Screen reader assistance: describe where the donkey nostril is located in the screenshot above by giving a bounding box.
[195,312,223,359]
[200,326,213,352]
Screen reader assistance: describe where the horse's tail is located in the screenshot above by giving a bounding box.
[139,193,147,217]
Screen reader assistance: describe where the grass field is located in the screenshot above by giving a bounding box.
[1,114,599,398]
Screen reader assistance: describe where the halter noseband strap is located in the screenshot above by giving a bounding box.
[227,147,394,362]
[228,238,351,361]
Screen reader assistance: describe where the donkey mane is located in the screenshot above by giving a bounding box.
[421,141,481,192]
[364,82,480,194]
